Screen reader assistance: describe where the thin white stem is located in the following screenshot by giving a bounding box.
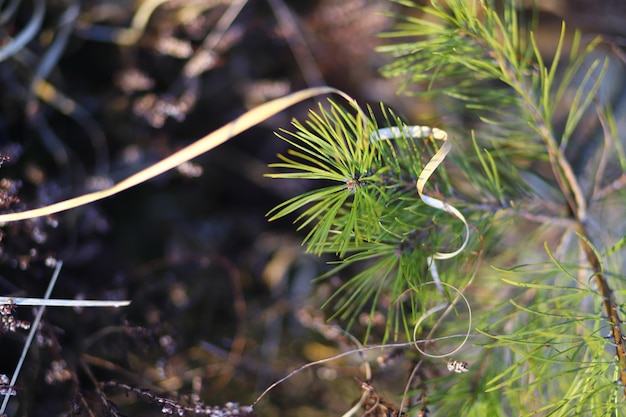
[0,297,130,308]
[0,262,62,414]
[0,261,131,414]
[251,333,472,407]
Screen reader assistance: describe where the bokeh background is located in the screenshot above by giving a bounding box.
[0,0,623,416]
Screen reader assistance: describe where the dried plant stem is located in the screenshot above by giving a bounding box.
[0,87,348,223]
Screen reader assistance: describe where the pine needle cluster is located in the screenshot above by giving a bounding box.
[268,0,626,415]
[268,101,471,342]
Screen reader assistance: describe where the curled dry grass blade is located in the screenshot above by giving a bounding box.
[0,87,353,224]
[267,99,471,341]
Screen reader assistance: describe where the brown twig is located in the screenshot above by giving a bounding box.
[576,222,626,394]
[485,18,626,392]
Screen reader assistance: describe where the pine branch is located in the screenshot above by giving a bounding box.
[377,0,626,413]
[577,226,626,394]
[268,101,472,342]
